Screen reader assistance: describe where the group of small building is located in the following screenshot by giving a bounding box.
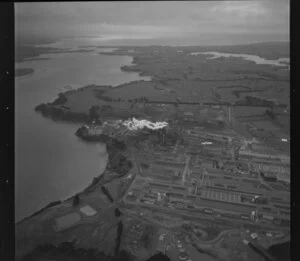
[156,230,192,261]
[123,123,290,228]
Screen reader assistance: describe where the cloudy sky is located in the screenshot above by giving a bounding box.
[15,1,289,45]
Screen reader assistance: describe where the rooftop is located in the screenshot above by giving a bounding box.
[80,205,97,217]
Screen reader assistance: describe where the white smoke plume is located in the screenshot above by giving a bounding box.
[122,117,168,131]
[201,141,213,145]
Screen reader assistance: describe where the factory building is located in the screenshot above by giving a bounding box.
[260,172,277,182]
[80,205,97,216]
[239,150,290,163]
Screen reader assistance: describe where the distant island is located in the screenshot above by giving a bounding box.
[15,68,34,77]
[15,44,95,63]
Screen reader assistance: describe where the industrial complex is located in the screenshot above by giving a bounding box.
[75,100,290,260]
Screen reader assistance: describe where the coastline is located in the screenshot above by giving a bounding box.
[99,50,150,79]
[16,147,109,225]
[34,84,111,123]
[15,42,290,261]
[16,131,130,225]
[34,45,289,126]
[17,48,146,224]
[33,51,152,124]
[99,49,289,82]
[20,43,289,224]
[16,45,97,63]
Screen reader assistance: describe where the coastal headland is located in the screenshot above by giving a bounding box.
[34,44,289,126]
[16,44,95,63]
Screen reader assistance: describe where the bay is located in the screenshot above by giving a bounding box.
[190,51,290,69]
[15,46,150,222]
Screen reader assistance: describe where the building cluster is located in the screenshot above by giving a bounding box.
[83,120,140,139]
[79,103,290,233]
[121,114,290,230]
[122,222,145,254]
[156,229,191,261]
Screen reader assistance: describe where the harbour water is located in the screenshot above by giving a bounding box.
[15,43,150,222]
[190,51,290,69]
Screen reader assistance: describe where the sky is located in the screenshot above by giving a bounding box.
[15,1,289,46]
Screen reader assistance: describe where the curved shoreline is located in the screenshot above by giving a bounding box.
[100,50,289,82]
[99,51,153,79]
[19,49,146,224]
[16,45,97,63]
[16,147,109,225]
[23,44,289,224]
[17,125,130,224]
[33,46,288,126]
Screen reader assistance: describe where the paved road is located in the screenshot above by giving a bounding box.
[257,173,274,191]
[120,205,240,246]
[182,154,191,185]
[165,232,220,261]
[121,199,280,231]
[190,228,240,245]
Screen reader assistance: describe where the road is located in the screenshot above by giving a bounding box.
[189,228,240,245]
[182,154,191,185]
[257,173,274,192]
[121,198,281,231]
[248,242,279,261]
[120,205,240,246]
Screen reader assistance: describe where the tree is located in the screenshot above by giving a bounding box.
[113,250,132,261]
[89,105,99,121]
[100,104,113,112]
[266,109,276,119]
[73,194,80,207]
[141,163,149,169]
[115,208,122,217]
